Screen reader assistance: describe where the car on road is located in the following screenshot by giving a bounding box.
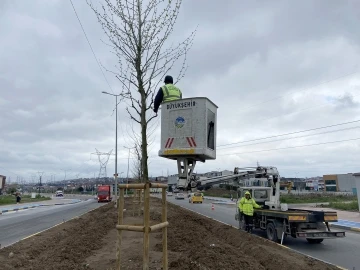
[175,193,185,200]
[189,192,203,204]
[55,190,64,197]
[166,191,173,196]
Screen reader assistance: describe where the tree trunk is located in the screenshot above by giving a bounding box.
[141,91,149,183]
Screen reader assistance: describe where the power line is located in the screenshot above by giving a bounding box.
[218,119,360,148]
[237,68,359,112]
[260,92,360,122]
[0,166,24,178]
[218,125,360,150]
[69,0,114,94]
[217,137,360,157]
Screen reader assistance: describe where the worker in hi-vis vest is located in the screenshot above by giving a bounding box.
[238,191,262,233]
[153,75,182,114]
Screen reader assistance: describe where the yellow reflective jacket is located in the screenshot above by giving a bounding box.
[238,197,261,216]
[161,84,182,102]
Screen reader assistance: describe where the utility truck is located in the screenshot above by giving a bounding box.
[233,166,345,244]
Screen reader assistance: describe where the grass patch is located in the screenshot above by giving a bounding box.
[201,187,358,205]
[202,188,236,199]
[204,194,232,199]
[0,195,51,206]
[280,194,357,204]
[328,201,359,211]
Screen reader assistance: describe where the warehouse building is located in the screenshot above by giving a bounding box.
[353,173,360,210]
[323,173,357,194]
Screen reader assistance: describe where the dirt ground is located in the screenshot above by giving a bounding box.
[0,198,339,270]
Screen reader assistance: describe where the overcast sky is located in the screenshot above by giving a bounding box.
[1,0,360,183]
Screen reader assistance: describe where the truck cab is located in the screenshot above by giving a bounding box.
[97,185,112,203]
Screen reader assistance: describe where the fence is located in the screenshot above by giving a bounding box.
[116,182,168,270]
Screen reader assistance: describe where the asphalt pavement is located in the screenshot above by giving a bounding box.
[0,198,102,248]
[164,195,360,270]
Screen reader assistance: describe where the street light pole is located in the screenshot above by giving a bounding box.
[115,94,118,204]
[124,146,135,196]
[126,148,130,195]
[102,91,121,207]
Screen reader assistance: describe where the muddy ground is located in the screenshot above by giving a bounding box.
[0,198,338,270]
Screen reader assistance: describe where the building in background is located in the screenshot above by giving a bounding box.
[323,173,357,194]
[0,175,6,195]
[280,177,306,191]
[305,176,324,191]
[167,174,178,187]
[353,173,360,209]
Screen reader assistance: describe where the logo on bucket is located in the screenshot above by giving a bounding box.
[175,117,185,128]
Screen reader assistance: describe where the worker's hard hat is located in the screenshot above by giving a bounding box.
[245,191,251,195]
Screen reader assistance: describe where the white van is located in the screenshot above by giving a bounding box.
[55,190,64,197]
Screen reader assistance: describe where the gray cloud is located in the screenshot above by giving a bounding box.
[334,93,360,109]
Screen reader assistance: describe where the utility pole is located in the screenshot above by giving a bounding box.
[37,171,44,196]
[124,146,135,195]
[61,169,71,192]
[50,174,56,193]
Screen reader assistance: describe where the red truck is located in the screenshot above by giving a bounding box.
[97,185,112,203]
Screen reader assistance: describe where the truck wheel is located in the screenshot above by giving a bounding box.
[306,238,324,244]
[266,222,279,242]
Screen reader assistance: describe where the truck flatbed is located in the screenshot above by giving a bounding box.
[254,208,339,223]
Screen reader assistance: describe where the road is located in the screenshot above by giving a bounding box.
[0,198,101,248]
[165,195,360,270]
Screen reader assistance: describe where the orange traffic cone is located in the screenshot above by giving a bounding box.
[211,203,214,210]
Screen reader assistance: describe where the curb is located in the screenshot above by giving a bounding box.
[212,201,236,205]
[0,200,82,214]
[38,199,82,207]
[164,198,348,270]
[0,205,40,214]
[203,196,229,202]
[329,223,360,233]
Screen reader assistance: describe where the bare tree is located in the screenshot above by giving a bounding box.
[130,143,143,182]
[88,0,196,182]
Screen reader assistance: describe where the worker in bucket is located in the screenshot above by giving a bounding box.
[238,191,262,233]
[153,75,182,114]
